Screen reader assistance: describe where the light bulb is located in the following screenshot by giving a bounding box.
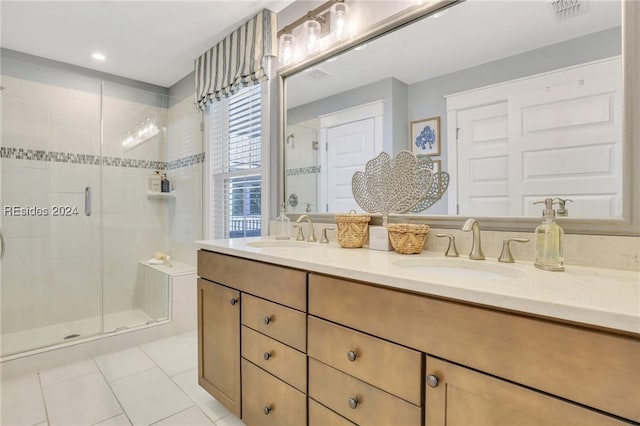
[279,34,295,65]
[305,19,321,54]
[332,3,349,39]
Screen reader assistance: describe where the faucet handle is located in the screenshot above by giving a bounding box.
[498,238,530,263]
[292,224,305,241]
[435,234,459,257]
[320,227,335,244]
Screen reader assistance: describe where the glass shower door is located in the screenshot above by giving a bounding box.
[100,82,171,333]
[0,65,103,357]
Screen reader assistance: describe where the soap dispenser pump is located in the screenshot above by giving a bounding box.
[533,198,564,272]
[273,203,291,240]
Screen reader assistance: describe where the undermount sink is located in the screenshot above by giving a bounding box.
[393,257,523,281]
[246,240,316,249]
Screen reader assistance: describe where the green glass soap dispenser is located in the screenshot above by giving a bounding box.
[533,198,564,272]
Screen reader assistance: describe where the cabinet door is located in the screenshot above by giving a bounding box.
[425,356,630,426]
[198,278,241,417]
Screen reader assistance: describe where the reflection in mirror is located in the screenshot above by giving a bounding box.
[284,0,622,219]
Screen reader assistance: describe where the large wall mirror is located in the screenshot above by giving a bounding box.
[279,0,639,235]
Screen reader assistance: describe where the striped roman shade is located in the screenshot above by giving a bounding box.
[195,9,276,111]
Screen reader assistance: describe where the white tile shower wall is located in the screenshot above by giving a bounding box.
[167,96,202,162]
[1,74,172,338]
[285,124,318,213]
[168,163,203,266]
[166,96,203,266]
[102,95,168,162]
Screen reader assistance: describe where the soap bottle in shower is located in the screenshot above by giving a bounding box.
[149,171,161,192]
[533,198,564,272]
[161,173,171,193]
[273,203,291,240]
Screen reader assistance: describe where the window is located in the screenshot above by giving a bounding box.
[208,84,263,238]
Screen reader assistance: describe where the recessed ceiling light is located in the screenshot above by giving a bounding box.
[91,52,106,61]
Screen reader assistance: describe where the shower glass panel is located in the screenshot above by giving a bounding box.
[100,82,171,333]
[0,62,103,357]
[0,53,172,358]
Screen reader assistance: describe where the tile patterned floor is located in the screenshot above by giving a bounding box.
[1,332,247,426]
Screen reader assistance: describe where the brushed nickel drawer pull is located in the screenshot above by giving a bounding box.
[426,374,440,388]
[230,298,238,306]
[263,351,272,360]
[348,397,359,409]
[347,350,358,362]
[263,405,272,415]
[263,315,272,325]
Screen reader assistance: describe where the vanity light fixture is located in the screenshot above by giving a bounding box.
[277,0,347,65]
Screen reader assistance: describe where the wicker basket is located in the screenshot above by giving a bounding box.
[387,223,430,254]
[335,211,371,248]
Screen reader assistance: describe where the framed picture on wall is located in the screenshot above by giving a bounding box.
[411,116,440,156]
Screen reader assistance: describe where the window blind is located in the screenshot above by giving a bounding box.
[209,84,262,238]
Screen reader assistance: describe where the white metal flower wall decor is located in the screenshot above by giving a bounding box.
[352,151,434,225]
[409,155,450,213]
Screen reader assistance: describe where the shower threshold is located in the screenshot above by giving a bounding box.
[1,309,157,359]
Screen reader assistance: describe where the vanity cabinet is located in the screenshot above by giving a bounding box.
[425,356,630,426]
[198,250,639,425]
[309,273,640,424]
[197,278,241,416]
[197,250,308,425]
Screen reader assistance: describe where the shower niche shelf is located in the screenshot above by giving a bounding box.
[147,191,176,199]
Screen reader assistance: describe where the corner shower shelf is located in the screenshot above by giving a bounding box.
[147,191,176,199]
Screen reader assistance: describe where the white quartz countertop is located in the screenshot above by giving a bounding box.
[195,237,640,334]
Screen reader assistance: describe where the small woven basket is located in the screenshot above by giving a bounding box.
[335,211,371,248]
[387,223,430,254]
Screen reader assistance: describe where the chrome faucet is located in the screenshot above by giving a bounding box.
[462,218,485,260]
[295,215,317,242]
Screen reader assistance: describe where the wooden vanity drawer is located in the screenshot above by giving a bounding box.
[241,326,306,392]
[308,316,422,405]
[241,359,306,426]
[198,250,306,310]
[309,273,640,422]
[309,398,356,426]
[309,358,422,426]
[241,294,307,352]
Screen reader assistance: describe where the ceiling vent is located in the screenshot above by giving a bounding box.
[305,68,332,80]
[548,0,589,20]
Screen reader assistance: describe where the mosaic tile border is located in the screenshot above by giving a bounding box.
[0,147,205,171]
[167,152,206,170]
[286,165,321,176]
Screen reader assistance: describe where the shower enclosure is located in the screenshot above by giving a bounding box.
[0,53,173,358]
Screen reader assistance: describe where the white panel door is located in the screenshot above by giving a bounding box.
[508,75,622,217]
[456,102,509,216]
[325,118,377,212]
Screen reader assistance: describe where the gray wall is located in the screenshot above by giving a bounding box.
[287,77,408,154]
[169,71,195,106]
[408,27,621,214]
[1,48,169,105]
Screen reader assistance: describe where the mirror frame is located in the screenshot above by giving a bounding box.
[277,0,640,236]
